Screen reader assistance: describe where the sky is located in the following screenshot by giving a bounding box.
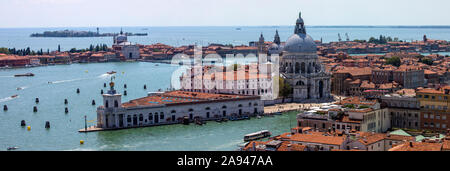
[1,0,450,28]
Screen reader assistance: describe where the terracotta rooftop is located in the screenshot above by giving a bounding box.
[120,90,259,108]
[388,142,442,151]
[279,132,346,146]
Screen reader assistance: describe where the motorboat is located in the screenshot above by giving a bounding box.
[7,147,19,151]
[106,71,117,75]
[14,73,34,77]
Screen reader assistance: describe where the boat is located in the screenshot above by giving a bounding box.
[236,28,242,30]
[244,130,271,142]
[14,73,34,77]
[11,95,18,98]
[182,116,190,125]
[106,71,116,75]
[273,112,282,115]
[7,147,19,151]
[155,64,159,66]
[16,87,22,90]
[257,115,262,119]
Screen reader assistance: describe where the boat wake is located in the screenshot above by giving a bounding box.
[0,96,18,103]
[97,73,112,79]
[49,78,86,84]
[0,75,14,78]
[17,86,28,90]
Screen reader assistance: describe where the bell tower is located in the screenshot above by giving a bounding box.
[103,76,122,109]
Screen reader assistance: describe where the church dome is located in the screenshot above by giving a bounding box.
[284,33,316,53]
[283,12,317,53]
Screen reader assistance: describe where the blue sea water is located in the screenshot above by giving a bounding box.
[1,26,450,51]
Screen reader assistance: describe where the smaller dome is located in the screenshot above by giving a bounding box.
[270,43,279,50]
[283,33,317,53]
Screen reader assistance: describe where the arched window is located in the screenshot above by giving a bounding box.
[171,110,176,113]
[114,100,118,108]
[188,108,194,112]
[148,113,153,120]
[238,104,243,107]
[205,107,210,110]
[105,100,109,108]
[301,62,306,74]
[222,105,227,109]
[296,81,305,86]
[295,62,300,73]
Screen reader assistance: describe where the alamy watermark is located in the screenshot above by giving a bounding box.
[170,45,280,99]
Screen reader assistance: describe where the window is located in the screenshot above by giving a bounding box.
[443,124,447,129]
[424,114,428,118]
[114,100,119,108]
[105,100,109,108]
[160,112,164,119]
[430,114,434,119]
[148,113,153,120]
[424,122,428,127]
[443,115,447,120]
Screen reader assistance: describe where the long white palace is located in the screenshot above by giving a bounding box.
[94,81,263,130]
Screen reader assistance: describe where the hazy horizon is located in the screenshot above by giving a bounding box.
[1,0,450,28]
[3,25,450,29]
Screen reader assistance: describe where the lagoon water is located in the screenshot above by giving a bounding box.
[1,26,450,51]
[0,62,297,151]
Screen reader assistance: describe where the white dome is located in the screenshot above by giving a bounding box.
[283,33,317,53]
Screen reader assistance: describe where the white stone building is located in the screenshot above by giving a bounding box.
[112,29,140,60]
[280,12,332,102]
[96,81,263,129]
[180,63,276,101]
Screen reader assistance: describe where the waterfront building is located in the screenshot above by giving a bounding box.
[180,64,275,101]
[280,12,332,102]
[112,29,140,60]
[416,86,450,132]
[0,55,31,67]
[96,80,263,129]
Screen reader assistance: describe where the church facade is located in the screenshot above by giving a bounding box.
[280,12,332,102]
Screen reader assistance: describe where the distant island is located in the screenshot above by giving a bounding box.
[30,29,148,37]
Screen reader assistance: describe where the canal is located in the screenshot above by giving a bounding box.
[0,62,297,151]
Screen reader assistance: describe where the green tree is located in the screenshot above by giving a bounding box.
[278,77,292,101]
[0,47,9,54]
[420,57,433,65]
[386,56,401,67]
